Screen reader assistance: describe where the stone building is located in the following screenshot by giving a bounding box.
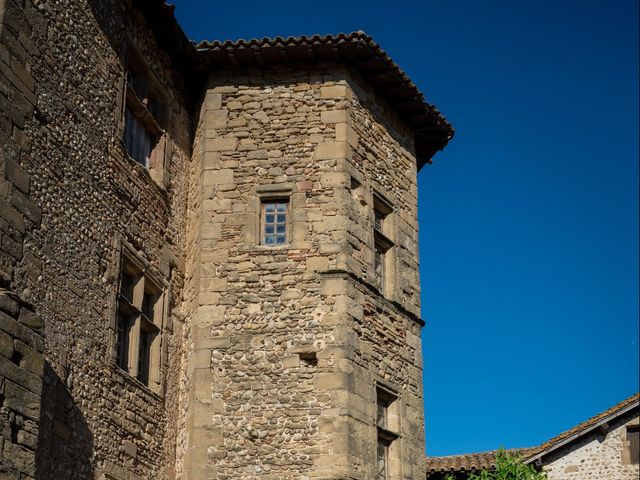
[425,393,640,480]
[0,0,453,479]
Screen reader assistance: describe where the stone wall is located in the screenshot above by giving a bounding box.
[181,66,425,479]
[0,290,44,480]
[2,2,432,478]
[541,409,639,480]
[2,0,192,478]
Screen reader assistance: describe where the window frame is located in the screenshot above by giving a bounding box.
[114,253,166,395]
[121,45,168,180]
[376,386,400,479]
[372,192,395,296]
[260,198,290,246]
[628,425,640,465]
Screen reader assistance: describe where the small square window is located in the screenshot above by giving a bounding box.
[261,200,288,246]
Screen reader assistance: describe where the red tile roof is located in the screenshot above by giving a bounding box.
[425,449,532,474]
[426,393,640,476]
[195,31,454,167]
[524,392,639,463]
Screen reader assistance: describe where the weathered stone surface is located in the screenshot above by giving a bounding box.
[0,3,436,479]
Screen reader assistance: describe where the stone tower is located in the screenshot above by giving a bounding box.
[181,34,453,479]
[0,1,452,478]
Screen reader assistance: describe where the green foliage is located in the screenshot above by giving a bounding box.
[442,449,546,480]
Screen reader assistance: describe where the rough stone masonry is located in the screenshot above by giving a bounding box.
[0,1,453,479]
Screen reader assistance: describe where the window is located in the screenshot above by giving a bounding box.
[123,49,166,169]
[115,256,164,392]
[377,437,390,480]
[629,426,639,465]
[261,199,289,245]
[376,388,399,480]
[373,193,394,294]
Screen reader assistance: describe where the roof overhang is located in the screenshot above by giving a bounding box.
[524,397,640,465]
[195,31,454,169]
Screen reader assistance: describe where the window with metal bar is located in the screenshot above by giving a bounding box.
[261,200,288,245]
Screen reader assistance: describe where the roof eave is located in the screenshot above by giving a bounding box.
[523,399,640,465]
[195,31,454,167]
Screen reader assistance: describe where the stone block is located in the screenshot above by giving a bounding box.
[205,109,228,128]
[0,311,43,351]
[191,425,224,446]
[312,142,351,161]
[282,354,300,368]
[205,137,238,152]
[320,171,349,188]
[200,277,227,292]
[3,379,40,420]
[336,123,359,147]
[203,169,234,186]
[320,85,353,99]
[200,223,221,240]
[194,349,212,369]
[320,110,349,124]
[3,155,29,194]
[10,189,40,224]
[17,307,43,335]
[0,329,12,358]
[2,441,35,477]
[195,336,231,350]
[0,292,19,317]
[195,305,226,329]
[122,440,137,458]
[14,339,44,377]
[202,151,221,170]
[306,256,328,272]
[204,92,222,110]
[314,372,352,391]
[0,201,26,234]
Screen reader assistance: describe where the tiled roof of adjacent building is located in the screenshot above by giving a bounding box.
[195,31,454,166]
[524,392,639,463]
[425,449,532,474]
[425,393,640,476]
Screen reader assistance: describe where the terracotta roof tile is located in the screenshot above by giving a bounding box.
[195,31,454,167]
[524,392,639,462]
[425,393,640,476]
[425,449,531,474]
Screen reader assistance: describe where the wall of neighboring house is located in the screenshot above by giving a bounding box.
[1,0,192,478]
[540,409,639,480]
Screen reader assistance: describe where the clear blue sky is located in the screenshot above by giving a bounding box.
[172,0,639,456]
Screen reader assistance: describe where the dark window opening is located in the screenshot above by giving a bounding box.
[120,270,136,304]
[377,437,389,480]
[142,289,157,320]
[629,426,639,465]
[116,312,131,370]
[136,321,156,386]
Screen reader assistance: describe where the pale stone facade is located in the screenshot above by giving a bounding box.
[0,1,453,479]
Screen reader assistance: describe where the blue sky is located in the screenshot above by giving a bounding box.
[172,0,639,456]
